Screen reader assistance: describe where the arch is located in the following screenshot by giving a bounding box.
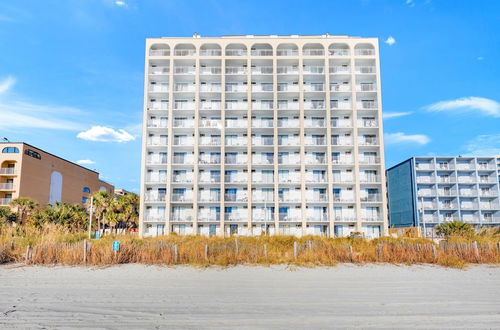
[303,43,324,56]
[149,43,170,56]
[329,43,350,56]
[49,171,63,205]
[354,43,375,55]
[277,43,298,56]
[174,43,196,56]
[2,147,19,153]
[200,43,221,56]
[225,43,247,56]
[83,187,91,193]
[250,43,273,56]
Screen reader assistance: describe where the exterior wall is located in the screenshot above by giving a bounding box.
[386,158,417,227]
[0,142,113,208]
[386,156,500,233]
[140,34,388,238]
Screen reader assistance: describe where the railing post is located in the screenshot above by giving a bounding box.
[349,245,353,263]
[234,238,239,254]
[83,240,88,264]
[174,244,179,263]
[204,244,209,261]
[432,245,437,260]
[263,244,268,259]
[472,241,480,262]
[25,245,31,264]
[293,241,298,259]
[377,243,383,261]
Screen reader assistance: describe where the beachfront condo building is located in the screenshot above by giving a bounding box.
[0,142,114,209]
[387,156,500,236]
[139,34,388,238]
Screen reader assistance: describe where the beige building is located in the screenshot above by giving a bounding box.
[140,34,388,238]
[0,142,113,208]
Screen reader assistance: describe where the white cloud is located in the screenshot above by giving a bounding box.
[463,134,500,156]
[0,76,16,94]
[426,96,500,117]
[406,0,415,7]
[77,159,96,165]
[383,111,412,119]
[77,126,135,143]
[385,132,430,145]
[384,36,396,46]
[114,1,128,7]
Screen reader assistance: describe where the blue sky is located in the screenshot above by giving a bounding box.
[0,0,498,193]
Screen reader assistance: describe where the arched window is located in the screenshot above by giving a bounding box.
[2,147,19,153]
[83,187,91,193]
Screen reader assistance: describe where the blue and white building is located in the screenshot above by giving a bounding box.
[386,156,500,236]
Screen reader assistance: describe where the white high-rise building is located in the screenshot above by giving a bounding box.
[139,34,388,238]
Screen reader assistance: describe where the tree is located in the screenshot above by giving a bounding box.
[435,221,474,238]
[30,202,88,231]
[9,197,39,225]
[86,191,111,235]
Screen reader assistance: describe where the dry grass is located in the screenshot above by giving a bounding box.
[1,228,499,269]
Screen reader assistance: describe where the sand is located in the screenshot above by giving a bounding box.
[0,264,499,329]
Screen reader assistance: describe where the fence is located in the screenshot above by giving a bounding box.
[2,238,499,267]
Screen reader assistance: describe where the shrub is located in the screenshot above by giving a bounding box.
[436,221,474,238]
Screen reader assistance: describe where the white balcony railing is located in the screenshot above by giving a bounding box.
[329,66,351,74]
[200,67,222,75]
[329,49,350,56]
[355,49,375,56]
[0,183,14,190]
[0,168,16,175]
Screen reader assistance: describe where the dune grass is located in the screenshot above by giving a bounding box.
[1,226,499,269]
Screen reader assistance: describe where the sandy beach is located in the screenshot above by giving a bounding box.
[0,264,499,329]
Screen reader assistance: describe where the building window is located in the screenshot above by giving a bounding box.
[25,149,41,160]
[82,196,88,204]
[2,147,19,153]
[83,187,91,193]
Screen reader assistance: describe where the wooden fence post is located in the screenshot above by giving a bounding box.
[377,244,383,261]
[204,244,209,261]
[174,244,179,263]
[472,241,480,261]
[349,245,353,263]
[234,238,239,254]
[263,244,268,259]
[83,240,88,264]
[10,241,14,250]
[432,245,437,260]
[497,242,500,252]
[25,245,31,264]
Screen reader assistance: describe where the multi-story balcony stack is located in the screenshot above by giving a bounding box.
[387,156,500,236]
[140,34,388,238]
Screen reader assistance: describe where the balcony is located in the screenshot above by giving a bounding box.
[330,101,351,110]
[304,101,325,110]
[199,137,221,146]
[355,49,375,56]
[355,66,376,74]
[198,214,221,222]
[478,177,497,184]
[174,49,195,56]
[418,190,437,197]
[150,49,169,56]
[199,67,221,75]
[304,138,327,146]
[252,102,273,111]
[279,214,301,221]
[225,138,247,146]
[306,195,328,202]
[148,119,168,128]
[459,190,478,197]
[330,84,351,92]
[200,119,221,128]
[279,196,301,202]
[357,84,377,92]
[277,102,300,110]
[225,85,247,93]
[250,49,273,56]
[305,156,327,165]
[225,175,247,183]
[361,194,382,202]
[460,203,480,210]
[198,196,221,203]
[277,119,300,128]
[145,194,166,202]
[303,49,324,56]
[173,138,195,146]
[225,156,247,165]
[457,177,476,183]
[146,156,167,165]
[456,163,475,170]
[144,176,166,184]
[171,194,192,202]
[224,194,248,202]
[303,66,325,74]
[331,138,353,146]
[226,49,246,56]
[304,120,326,128]
[481,217,500,224]
[359,138,379,146]
[359,157,380,165]
[252,84,274,93]
[149,66,169,75]
[172,156,194,165]
[333,195,355,203]
[279,176,301,184]
[331,120,352,128]
[360,175,380,183]
[172,175,193,183]
[357,101,377,110]
[332,157,353,165]
[307,214,328,222]
[252,120,274,129]
[438,190,455,196]
[477,163,496,170]
[147,138,168,147]
[306,175,327,183]
[0,198,12,206]
[199,175,221,183]
[278,157,300,165]
[329,49,350,56]
[440,204,459,210]
[144,215,165,222]
[199,156,221,165]
[171,214,193,222]
[200,102,221,111]
[173,120,194,129]
[225,119,248,128]
[436,177,455,184]
[225,66,247,75]
[358,120,378,128]
[173,84,195,93]
[148,102,168,111]
[332,176,353,183]
[252,195,274,202]
[200,49,222,56]
[0,168,17,175]
[173,66,196,74]
[329,66,351,74]
[225,102,248,110]
[416,177,434,184]
[362,217,383,222]
[200,84,221,92]
[277,66,299,74]
[225,213,246,221]
[253,158,274,166]
[303,84,325,92]
[173,102,195,110]
[415,164,434,170]
[149,84,169,93]
[0,183,14,190]
[277,49,299,56]
[251,66,273,75]
[278,137,300,146]
[277,84,299,92]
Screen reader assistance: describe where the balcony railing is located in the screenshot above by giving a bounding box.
[148,102,168,111]
[331,138,353,146]
[251,66,273,75]
[225,102,248,110]
[200,84,222,92]
[0,198,11,206]
[306,195,328,202]
[225,49,247,56]
[145,176,166,183]
[225,138,247,146]
[200,102,221,111]
[149,66,169,75]
[225,67,247,75]
[277,66,299,74]
[224,194,248,202]
[252,120,274,128]
[200,49,222,56]
[225,120,248,128]
[330,101,351,110]
[200,67,222,75]
[360,176,380,183]
[357,101,377,109]
[173,84,195,92]
[329,49,350,56]
[199,120,221,128]
[331,120,352,128]
[172,156,194,165]
[332,157,353,165]
[361,194,382,202]
[0,183,14,190]
[252,102,273,110]
[172,120,194,128]
[277,49,299,56]
[225,175,247,183]
[150,50,170,56]
[307,214,328,221]
[304,138,326,146]
[198,176,221,183]
[355,66,376,74]
[330,84,351,92]
[250,49,273,56]
[304,120,326,128]
[357,84,377,92]
[303,66,325,74]
[173,102,195,110]
[172,175,193,183]
[173,66,196,74]
[173,139,195,146]
[358,120,378,128]
[440,204,459,210]
[358,157,380,165]
[278,138,300,146]
[199,138,221,146]
[174,49,196,56]
[149,85,169,92]
[224,213,246,221]
[305,157,327,165]
[144,215,165,222]
[359,138,379,146]
[145,194,166,202]
[171,214,193,222]
[304,102,325,110]
[199,157,221,165]
[303,84,325,92]
[329,66,351,74]
[147,139,168,146]
[303,49,324,56]
[481,217,500,223]
[252,84,274,92]
[277,119,300,128]
[277,102,300,110]
[0,168,16,175]
[198,214,221,221]
[148,120,168,128]
[171,194,192,202]
[225,85,248,93]
[355,49,375,56]
[146,156,167,165]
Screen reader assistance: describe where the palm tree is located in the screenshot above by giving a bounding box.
[435,221,474,238]
[86,191,111,236]
[10,197,39,225]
